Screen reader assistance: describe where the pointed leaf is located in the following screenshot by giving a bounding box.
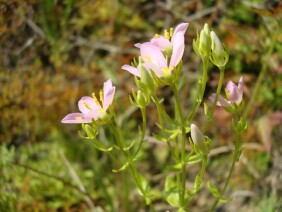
[112,162,129,173]
[208,182,220,198]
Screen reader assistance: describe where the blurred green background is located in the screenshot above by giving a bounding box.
[1,0,281,211]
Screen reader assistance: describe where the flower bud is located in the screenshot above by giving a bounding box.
[193,24,211,58]
[136,90,150,108]
[191,124,208,154]
[199,23,211,58]
[210,31,229,67]
[84,124,98,139]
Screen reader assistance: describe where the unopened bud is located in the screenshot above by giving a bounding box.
[136,90,150,108]
[191,124,208,154]
[199,23,211,58]
[210,31,229,67]
[211,31,222,55]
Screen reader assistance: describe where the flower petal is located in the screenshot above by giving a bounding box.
[226,81,239,103]
[143,62,163,77]
[170,32,185,68]
[103,79,115,110]
[173,23,189,36]
[150,35,171,51]
[140,42,167,69]
[78,96,101,114]
[209,94,230,107]
[61,113,92,124]
[236,76,244,104]
[121,64,140,77]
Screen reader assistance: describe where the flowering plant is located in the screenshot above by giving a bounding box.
[62,23,247,211]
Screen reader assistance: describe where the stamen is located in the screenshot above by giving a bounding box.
[164,29,170,40]
[170,28,173,37]
[99,90,103,103]
[155,34,160,38]
[92,93,101,106]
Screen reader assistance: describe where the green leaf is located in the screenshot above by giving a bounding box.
[136,173,151,197]
[92,142,113,152]
[167,192,180,207]
[208,182,220,198]
[165,176,180,207]
[219,197,233,203]
[177,208,187,212]
[185,154,202,164]
[194,174,202,191]
[169,129,181,140]
[168,162,183,172]
[123,140,136,151]
[112,162,129,173]
[152,133,166,142]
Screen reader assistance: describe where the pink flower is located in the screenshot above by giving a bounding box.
[122,23,189,77]
[61,79,115,124]
[209,76,244,107]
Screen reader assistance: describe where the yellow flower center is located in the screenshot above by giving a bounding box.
[144,56,152,63]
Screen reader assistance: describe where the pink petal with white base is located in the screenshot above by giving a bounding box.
[226,81,240,103]
[122,64,140,77]
[173,23,189,36]
[78,96,101,114]
[140,42,167,68]
[61,113,91,124]
[170,32,185,68]
[209,94,230,107]
[143,62,163,77]
[103,80,115,110]
[236,76,244,104]
[150,35,171,51]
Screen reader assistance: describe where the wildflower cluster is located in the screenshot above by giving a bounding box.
[62,22,247,211]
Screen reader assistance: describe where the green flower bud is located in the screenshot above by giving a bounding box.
[191,124,208,154]
[84,124,98,139]
[199,23,211,58]
[210,31,229,67]
[136,90,150,108]
[193,23,211,58]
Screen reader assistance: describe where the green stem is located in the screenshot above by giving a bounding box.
[198,154,208,191]
[172,85,186,207]
[110,107,155,210]
[210,133,241,211]
[187,57,209,122]
[133,107,147,157]
[203,66,225,132]
[152,95,177,160]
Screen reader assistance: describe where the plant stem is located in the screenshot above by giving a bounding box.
[152,95,177,160]
[203,66,225,132]
[210,134,241,211]
[110,107,155,210]
[198,154,208,191]
[187,57,209,122]
[172,85,186,207]
[133,107,147,158]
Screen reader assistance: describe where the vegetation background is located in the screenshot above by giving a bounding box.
[1,0,281,211]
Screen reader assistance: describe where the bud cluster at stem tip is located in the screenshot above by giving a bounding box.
[193,23,229,67]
